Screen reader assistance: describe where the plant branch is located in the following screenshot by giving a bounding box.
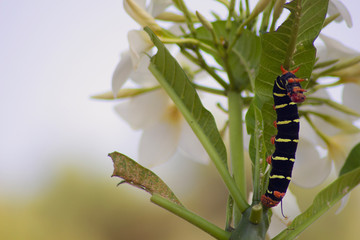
[228,91,246,223]
[180,48,229,90]
[151,194,231,240]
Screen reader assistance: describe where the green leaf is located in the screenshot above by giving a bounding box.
[273,167,360,240]
[109,152,182,206]
[340,142,360,176]
[230,30,261,90]
[144,27,249,212]
[254,0,329,156]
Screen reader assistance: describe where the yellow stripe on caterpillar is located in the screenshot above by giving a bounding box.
[275,138,299,143]
[277,120,292,125]
[277,119,300,125]
[273,92,286,97]
[274,102,296,109]
[272,156,295,162]
[275,138,292,142]
[272,156,288,161]
[274,104,288,109]
[275,80,286,90]
[270,175,291,180]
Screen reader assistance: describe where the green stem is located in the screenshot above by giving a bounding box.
[160,37,217,56]
[283,0,301,69]
[180,49,229,90]
[303,114,330,145]
[151,194,231,240]
[176,0,197,37]
[252,106,262,202]
[228,91,246,223]
[192,83,226,96]
[226,0,236,31]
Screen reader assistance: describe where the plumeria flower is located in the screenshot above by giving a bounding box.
[112,2,213,168]
[112,0,172,95]
[114,88,209,168]
[113,47,211,167]
[111,31,153,95]
[293,85,360,189]
[317,34,358,63]
[115,88,209,167]
[317,34,360,117]
[112,0,186,95]
[327,0,353,27]
[123,0,171,33]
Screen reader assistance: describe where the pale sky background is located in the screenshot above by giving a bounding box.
[0,0,359,197]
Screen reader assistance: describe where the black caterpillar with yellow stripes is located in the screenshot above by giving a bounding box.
[261,66,306,208]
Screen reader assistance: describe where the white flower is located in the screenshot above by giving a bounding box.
[123,0,172,33]
[292,137,331,188]
[112,0,172,95]
[317,34,359,63]
[112,30,154,95]
[115,87,209,167]
[113,43,210,167]
[293,87,359,188]
[327,0,352,27]
[111,0,212,167]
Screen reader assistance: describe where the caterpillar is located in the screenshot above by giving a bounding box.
[261,66,306,208]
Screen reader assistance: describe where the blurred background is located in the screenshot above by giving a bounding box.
[1,0,360,239]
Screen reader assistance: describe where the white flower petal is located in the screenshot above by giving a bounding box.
[128,30,153,69]
[138,120,181,167]
[328,0,353,27]
[299,116,320,145]
[318,34,358,63]
[178,122,209,164]
[292,139,332,188]
[147,0,172,17]
[111,51,133,96]
[342,83,360,117]
[114,90,169,129]
[130,56,159,87]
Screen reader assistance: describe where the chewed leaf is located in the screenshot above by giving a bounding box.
[109,152,182,206]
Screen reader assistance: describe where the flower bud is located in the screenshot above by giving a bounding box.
[196,11,213,32]
[124,0,162,33]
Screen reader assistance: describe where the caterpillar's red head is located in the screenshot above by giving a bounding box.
[281,66,306,103]
[288,85,306,103]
